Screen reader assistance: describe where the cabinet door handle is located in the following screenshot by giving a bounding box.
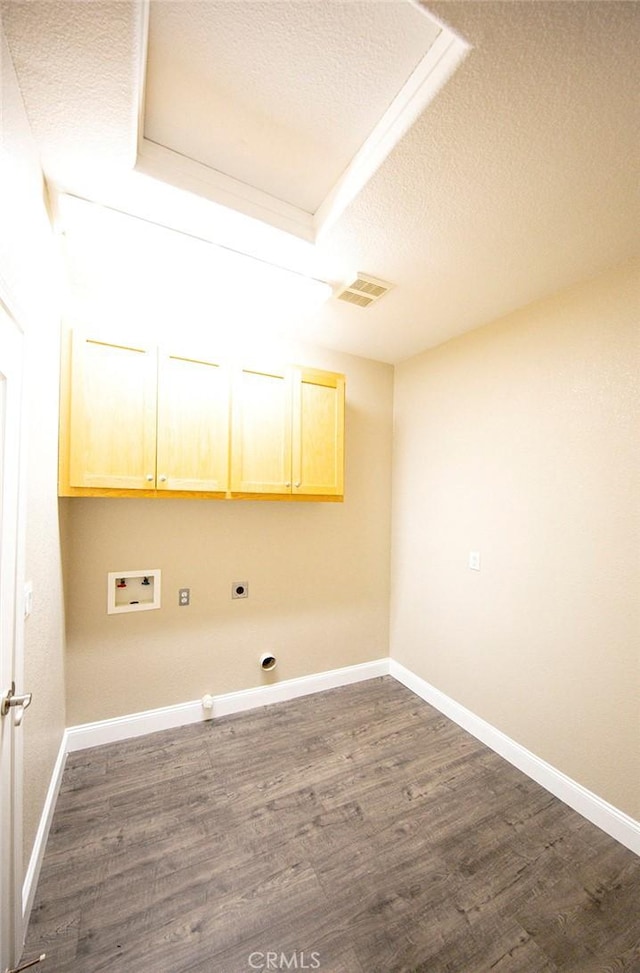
[145,474,154,482]
[158,474,167,483]
[285,482,291,488]
[294,482,301,488]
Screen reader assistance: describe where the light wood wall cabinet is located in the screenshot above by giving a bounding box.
[229,365,344,500]
[230,365,292,495]
[293,366,345,498]
[156,350,229,493]
[59,332,345,502]
[59,333,230,498]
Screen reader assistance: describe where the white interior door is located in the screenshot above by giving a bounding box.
[0,302,25,971]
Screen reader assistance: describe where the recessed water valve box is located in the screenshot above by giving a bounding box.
[107,570,161,614]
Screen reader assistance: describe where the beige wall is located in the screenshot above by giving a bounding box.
[1,22,66,869]
[391,259,640,819]
[63,342,393,725]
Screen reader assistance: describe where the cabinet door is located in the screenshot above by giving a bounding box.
[230,366,292,494]
[292,367,345,497]
[156,351,229,493]
[68,334,157,489]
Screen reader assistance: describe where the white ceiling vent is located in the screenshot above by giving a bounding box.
[336,274,394,308]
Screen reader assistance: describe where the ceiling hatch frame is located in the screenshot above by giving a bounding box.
[134,1,470,244]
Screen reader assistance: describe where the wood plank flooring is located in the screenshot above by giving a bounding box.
[20,677,640,972]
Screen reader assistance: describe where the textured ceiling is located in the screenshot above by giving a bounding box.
[2,0,639,364]
[145,1,441,212]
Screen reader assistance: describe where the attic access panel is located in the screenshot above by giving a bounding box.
[137,1,468,242]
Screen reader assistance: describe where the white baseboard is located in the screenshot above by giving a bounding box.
[22,733,68,924]
[65,658,391,752]
[390,660,640,857]
[50,655,639,866]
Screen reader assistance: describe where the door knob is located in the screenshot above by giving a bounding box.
[1,681,33,726]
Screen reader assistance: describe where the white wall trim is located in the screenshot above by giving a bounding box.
[390,660,640,857]
[22,733,67,925]
[314,29,469,239]
[65,659,390,752]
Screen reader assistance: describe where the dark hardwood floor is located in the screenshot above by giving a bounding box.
[21,677,640,972]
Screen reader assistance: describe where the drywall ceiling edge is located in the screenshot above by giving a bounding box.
[134,0,470,243]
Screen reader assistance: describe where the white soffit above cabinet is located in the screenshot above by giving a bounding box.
[137,0,469,242]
